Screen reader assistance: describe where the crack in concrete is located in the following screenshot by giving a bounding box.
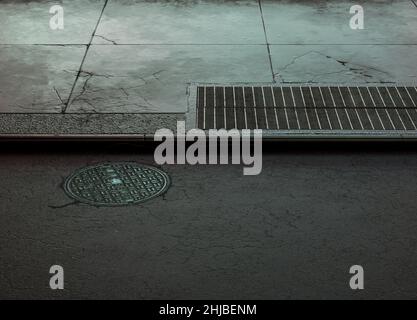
[62,0,110,113]
[67,69,167,111]
[68,71,129,105]
[258,0,276,83]
[275,49,391,83]
[48,201,80,209]
[53,87,66,111]
[94,34,118,45]
[120,88,129,97]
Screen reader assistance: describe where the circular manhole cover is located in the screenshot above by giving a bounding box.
[64,162,170,206]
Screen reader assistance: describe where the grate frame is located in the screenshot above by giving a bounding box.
[186,83,417,139]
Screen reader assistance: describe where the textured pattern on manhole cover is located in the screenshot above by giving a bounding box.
[64,163,170,206]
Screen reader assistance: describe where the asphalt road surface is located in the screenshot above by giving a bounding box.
[1,142,417,299]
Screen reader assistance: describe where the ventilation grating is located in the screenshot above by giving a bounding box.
[195,85,417,136]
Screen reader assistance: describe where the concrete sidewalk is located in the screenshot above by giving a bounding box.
[1,0,417,136]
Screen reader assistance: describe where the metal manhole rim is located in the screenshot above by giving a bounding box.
[64,162,171,207]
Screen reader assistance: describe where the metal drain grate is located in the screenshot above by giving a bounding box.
[64,163,170,206]
[195,85,417,136]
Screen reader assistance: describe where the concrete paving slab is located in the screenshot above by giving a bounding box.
[270,45,417,83]
[262,0,417,45]
[93,0,265,45]
[0,0,106,45]
[0,45,85,113]
[66,45,273,113]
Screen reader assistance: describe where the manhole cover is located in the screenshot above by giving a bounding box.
[64,163,170,206]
